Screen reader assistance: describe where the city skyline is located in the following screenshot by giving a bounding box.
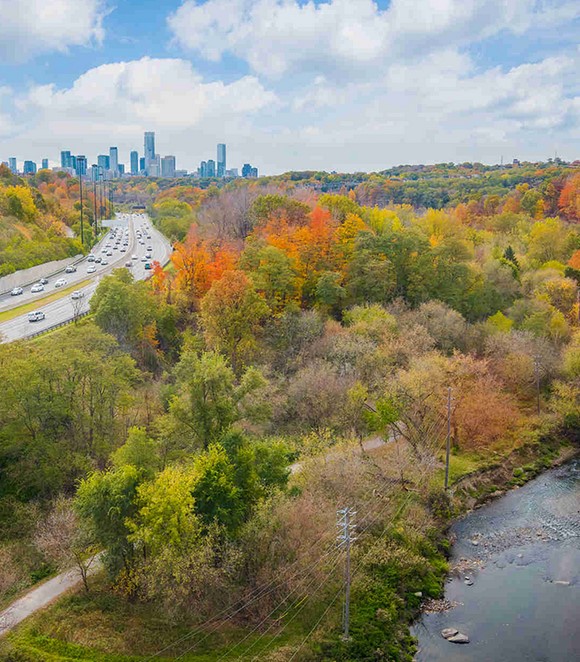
[3,134,257,180]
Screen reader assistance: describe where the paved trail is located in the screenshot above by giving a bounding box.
[0,437,387,637]
[0,561,100,637]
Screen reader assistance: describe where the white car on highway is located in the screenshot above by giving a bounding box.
[31,283,45,293]
[28,311,45,322]
[87,265,96,273]
[71,291,84,300]
[65,265,77,273]
[11,287,23,296]
[54,278,68,288]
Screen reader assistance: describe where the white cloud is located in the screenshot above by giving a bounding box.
[2,57,277,167]
[224,47,579,173]
[168,0,580,79]
[0,0,107,62]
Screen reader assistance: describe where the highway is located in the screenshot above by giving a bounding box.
[0,214,172,343]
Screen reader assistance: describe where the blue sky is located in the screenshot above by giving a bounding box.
[0,0,579,174]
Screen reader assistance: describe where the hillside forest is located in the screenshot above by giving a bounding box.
[0,165,110,277]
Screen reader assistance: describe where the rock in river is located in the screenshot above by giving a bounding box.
[448,633,470,644]
[441,628,458,639]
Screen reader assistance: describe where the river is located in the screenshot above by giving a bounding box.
[413,458,579,661]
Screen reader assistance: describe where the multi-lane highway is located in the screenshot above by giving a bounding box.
[0,214,171,343]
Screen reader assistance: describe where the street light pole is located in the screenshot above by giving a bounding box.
[79,173,84,246]
[92,166,98,235]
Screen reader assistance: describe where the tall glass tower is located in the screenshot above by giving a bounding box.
[217,143,226,177]
[109,147,119,176]
[144,132,155,162]
[130,150,139,175]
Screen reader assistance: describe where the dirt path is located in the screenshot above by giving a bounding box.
[290,435,387,474]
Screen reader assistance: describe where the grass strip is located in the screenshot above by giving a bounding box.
[0,279,93,323]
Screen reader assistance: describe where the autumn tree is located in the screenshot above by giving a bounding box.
[200,270,269,372]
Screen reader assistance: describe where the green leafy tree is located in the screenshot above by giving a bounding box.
[128,465,199,554]
[169,350,268,449]
[111,426,160,477]
[75,465,142,576]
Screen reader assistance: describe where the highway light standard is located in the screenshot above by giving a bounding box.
[92,165,98,234]
[79,172,84,246]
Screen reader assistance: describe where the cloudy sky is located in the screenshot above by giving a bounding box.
[0,0,579,174]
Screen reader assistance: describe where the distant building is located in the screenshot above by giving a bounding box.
[109,147,119,176]
[241,164,258,178]
[139,157,145,172]
[207,159,216,177]
[217,143,226,177]
[76,155,87,176]
[144,132,155,161]
[8,157,17,173]
[199,160,208,178]
[118,164,125,175]
[130,151,139,175]
[97,154,110,171]
[71,155,77,171]
[175,169,188,177]
[161,155,176,178]
[23,160,37,174]
[148,155,161,177]
[144,131,156,174]
[60,150,72,168]
[41,158,49,170]
[225,168,238,178]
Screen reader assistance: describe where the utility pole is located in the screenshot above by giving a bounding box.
[534,357,541,416]
[100,174,105,224]
[444,387,452,490]
[337,507,356,641]
[79,173,84,246]
[92,166,98,235]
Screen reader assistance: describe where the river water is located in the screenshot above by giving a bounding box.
[413,459,579,661]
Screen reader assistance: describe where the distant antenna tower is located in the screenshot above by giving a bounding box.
[500,155,503,167]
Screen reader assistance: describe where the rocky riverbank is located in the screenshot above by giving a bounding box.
[412,451,579,661]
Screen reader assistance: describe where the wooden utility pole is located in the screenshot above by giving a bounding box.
[534,358,541,415]
[444,387,452,490]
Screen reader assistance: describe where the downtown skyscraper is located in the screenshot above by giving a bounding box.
[130,150,139,175]
[217,143,226,177]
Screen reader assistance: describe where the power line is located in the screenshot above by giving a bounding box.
[147,410,450,660]
[281,423,453,659]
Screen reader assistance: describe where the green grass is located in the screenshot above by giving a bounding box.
[430,451,481,489]
[1,576,323,662]
[0,280,92,323]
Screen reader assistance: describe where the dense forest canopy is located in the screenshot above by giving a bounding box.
[0,161,579,661]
